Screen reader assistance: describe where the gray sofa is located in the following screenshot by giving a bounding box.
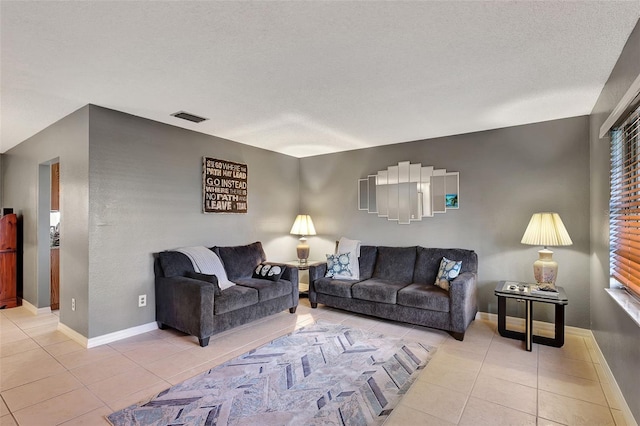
[154,242,299,347]
[309,246,477,340]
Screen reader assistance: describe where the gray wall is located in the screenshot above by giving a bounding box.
[589,19,640,420]
[1,106,90,335]
[300,116,591,328]
[1,105,300,339]
[86,106,300,337]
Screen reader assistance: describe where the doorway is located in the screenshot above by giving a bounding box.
[36,159,60,311]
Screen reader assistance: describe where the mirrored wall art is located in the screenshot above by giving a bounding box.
[358,161,459,224]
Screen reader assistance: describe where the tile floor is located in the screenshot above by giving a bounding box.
[0,299,631,425]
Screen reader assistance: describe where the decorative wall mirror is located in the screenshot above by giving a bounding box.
[358,161,459,224]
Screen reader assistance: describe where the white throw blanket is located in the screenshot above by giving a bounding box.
[175,246,235,290]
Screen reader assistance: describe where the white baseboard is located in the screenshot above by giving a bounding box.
[477,311,637,425]
[58,321,159,349]
[21,299,52,315]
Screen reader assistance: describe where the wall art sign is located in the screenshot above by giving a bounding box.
[203,157,248,214]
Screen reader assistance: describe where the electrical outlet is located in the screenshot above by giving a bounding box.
[138,294,147,307]
[71,298,76,311]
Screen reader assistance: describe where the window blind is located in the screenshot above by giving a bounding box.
[610,104,640,298]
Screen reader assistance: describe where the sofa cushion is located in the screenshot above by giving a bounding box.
[214,285,259,315]
[252,263,286,282]
[214,242,267,281]
[314,277,358,298]
[234,278,294,302]
[158,251,195,278]
[351,278,410,304]
[372,246,417,283]
[397,284,450,312]
[358,246,378,280]
[185,271,222,296]
[413,248,478,284]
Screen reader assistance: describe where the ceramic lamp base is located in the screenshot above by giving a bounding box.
[533,248,558,287]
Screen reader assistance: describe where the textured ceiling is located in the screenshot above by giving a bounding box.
[1,1,639,157]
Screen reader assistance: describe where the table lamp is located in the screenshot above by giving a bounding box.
[290,214,316,266]
[521,212,572,287]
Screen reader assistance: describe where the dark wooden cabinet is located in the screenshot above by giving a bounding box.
[51,162,60,211]
[0,214,19,309]
[50,248,59,310]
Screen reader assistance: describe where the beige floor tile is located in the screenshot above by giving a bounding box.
[1,371,83,412]
[105,380,171,412]
[54,345,119,369]
[538,390,615,425]
[70,353,139,385]
[539,371,608,406]
[0,338,39,358]
[0,414,17,426]
[429,344,486,374]
[537,419,566,426]
[404,326,449,346]
[442,335,491,355]
[471,373,537,415]
[59,405,113,425]
[539,355,598,381]
[387,403,457,426]
[12,388,104,426]
[29,329,71,346]
[588,347,602,364]
[120,340,186,365]
[0,397,9,416]
[418,361,478,394]
[0,348,66,391]
[480,357,538,388]
[144,348,214,380]
[400,380,468,424]
[539,335,591,363]
[486,336,539,367]
[165,360,220,386]
[88,368,165,405]
[9,314,58,330]
[0,329,30,345]
[44,339,85,358]
[459,396,537,425]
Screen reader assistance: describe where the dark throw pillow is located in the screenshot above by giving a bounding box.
[185,271,222,296]
[252,263,286,282]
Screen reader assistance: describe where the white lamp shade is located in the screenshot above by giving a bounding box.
[521,212,572,247]
[290,215,316,236]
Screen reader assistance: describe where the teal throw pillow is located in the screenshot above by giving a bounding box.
[325,252,352,278]
[434,257,462,291]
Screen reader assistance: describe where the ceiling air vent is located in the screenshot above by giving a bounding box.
[171,111,208,123]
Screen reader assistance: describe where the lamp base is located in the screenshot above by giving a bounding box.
[296,237,310,266]
[533,248,558,287]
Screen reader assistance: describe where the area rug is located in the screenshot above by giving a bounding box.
[107,322,436,426]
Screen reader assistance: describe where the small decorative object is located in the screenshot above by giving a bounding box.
[290,214,316,266]
[202,157,248,214]
[521,212,573,287]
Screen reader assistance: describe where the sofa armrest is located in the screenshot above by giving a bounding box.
[278,263,299,302]
[308,263,327,304]
[448,272,478,334]
[155,276,215,340]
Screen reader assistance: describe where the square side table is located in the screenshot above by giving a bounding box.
[494,281,569,351]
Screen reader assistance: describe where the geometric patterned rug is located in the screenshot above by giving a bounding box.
[107,321,437,426]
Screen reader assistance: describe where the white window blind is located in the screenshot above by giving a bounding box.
[610,103,640,298]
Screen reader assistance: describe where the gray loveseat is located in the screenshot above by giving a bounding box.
[154,242,299,347]
[309,246,477,340]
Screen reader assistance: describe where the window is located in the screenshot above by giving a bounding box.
[610,103,640,298]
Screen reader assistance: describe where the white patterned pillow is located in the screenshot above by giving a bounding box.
[434,257,462,291]
[337,237,361,280]
[325,252,352,278]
